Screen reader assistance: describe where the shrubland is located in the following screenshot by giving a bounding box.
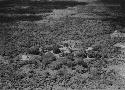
[0,7,125,90]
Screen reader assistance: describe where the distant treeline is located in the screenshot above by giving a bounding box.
[0,0,87,7]
[98,0,125,7]
[99,0,125,13]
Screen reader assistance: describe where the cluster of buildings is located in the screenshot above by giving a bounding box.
[17,40,90,62]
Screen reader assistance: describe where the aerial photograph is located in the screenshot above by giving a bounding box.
[0,0,125,90]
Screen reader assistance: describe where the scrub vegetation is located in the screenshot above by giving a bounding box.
[0,1,125,90]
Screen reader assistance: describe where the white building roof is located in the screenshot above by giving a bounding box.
[85,47,93,51]
[114,42,125,48]
[61,40,83,50]
[111,30,125,38]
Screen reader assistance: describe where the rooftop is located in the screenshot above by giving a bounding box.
[114,42,125,48]
[111,30,125,38]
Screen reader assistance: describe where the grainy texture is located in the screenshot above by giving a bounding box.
[0,0,125,90]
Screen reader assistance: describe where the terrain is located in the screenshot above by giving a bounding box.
[0,1,125,90]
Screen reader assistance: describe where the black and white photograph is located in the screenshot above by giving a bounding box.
[0,0,125,89]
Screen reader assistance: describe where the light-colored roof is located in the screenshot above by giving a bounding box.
[111,30,125,38]
[59,47,71,53]
[21,54,31,61]
[86,47,93,51]
[114,43,125,48]
[61,40,83,50]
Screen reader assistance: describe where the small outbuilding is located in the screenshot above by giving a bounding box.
[111,30,125,38]
[114,42,125,60]
[114,42,125,54]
